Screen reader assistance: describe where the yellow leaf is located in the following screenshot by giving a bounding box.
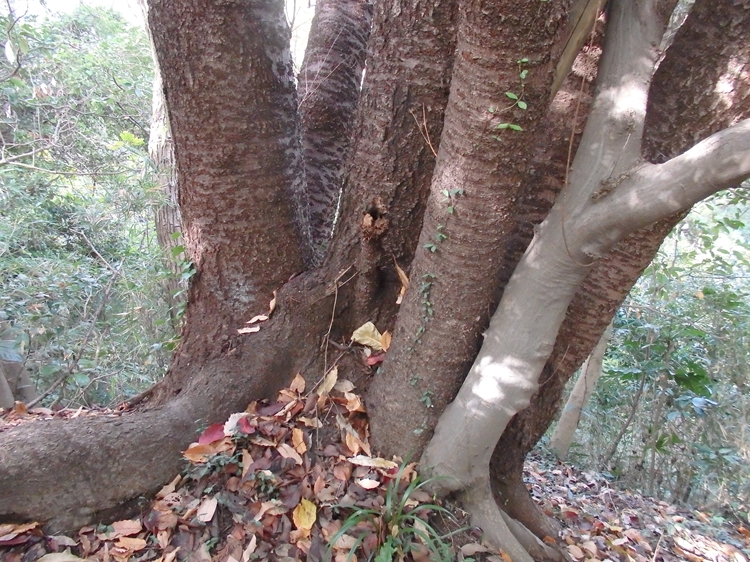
[695,291,704,300]
[393,258,409,304]
[317,367,338,397]
[292,499,317,533]
[380,331,392,352]
[351,322,384,350]
[292,427,307,454]
[348,455,398,470]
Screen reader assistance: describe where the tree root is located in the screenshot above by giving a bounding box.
[458,476,564,562]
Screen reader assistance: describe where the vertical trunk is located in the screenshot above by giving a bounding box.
[549,323,612,460]
[322,0,459,333]
[149,51,184,333]
[367,0,573,459]
[146,0,310,400]
[298,0,372,260]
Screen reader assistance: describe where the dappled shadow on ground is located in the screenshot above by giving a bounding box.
[1,376,749,562]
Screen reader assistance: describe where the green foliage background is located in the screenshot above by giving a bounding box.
[0,6,176,406]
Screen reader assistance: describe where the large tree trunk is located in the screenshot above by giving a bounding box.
[366,0,574,460]
[422,0,750,557]
[0,0,315,531]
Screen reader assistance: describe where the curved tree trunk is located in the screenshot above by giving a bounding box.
[488,0,750,541]
[0,0,314,531]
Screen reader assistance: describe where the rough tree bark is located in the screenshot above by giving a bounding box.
[298,0,371,260]
[421,1,750,558]
[1,6,749,562]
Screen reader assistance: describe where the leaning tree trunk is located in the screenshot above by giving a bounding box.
[488,0,750,541]
[298,0,371,261]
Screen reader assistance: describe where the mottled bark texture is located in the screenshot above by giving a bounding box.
[298,0,371,261]
[489,0,750,540]
[366,0,573,460]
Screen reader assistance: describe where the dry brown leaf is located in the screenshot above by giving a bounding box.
[334,379,355,393]
[111,519,142,537]
[268,290,277,315]
[38,553,86,562]
[116,536,148,551]
[196,497,218,522]
[242,535,257,562]
[241,449,254,479]
[237,325,260,334]
[317,367,338,397]
[393,258,409,304]
[247,315,268,324]
[380,330,392,352]
[567,544,585,559]
[290,373,306,394]
[348,455,398,470]
[292,427,307,454]
[156,475,181,499]
[277,442,303,465]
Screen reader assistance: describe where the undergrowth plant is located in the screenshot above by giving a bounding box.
[327,461,467,562]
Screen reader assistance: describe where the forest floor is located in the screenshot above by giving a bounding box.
[1,371,749,562]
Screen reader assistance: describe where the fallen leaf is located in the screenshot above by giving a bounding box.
[348,455,398,470]
[111,519,142,537]
[567,545,585,560]
[393,258,409,304]
[268,290,277,315]
[292,499,317,534]
[292,428,307,454]
[237,326,260,334]
[116,536,147,551]
[461,544,489,556]
[199,423,226,445]
[247,315,269,324]
[38,553,86,562]
[351,322,384,350]
[380,331,392,352]
[196,497,218,522]
[367,353,385,366]
[317,367,338,398]
[333,379,355,393]
[242,535,257,562]
[357,478,381,489]
[290,373,306,394]
[277,442,303,465]
[156,475,181,498]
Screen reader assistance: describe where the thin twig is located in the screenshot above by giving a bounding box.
[410,105,438,157]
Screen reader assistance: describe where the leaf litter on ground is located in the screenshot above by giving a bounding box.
[1,369,749,562]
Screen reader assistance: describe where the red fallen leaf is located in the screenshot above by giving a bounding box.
[367,353,385,366]
[257,402,286,416]
[238,416,256,434]
[198,423,226,445]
